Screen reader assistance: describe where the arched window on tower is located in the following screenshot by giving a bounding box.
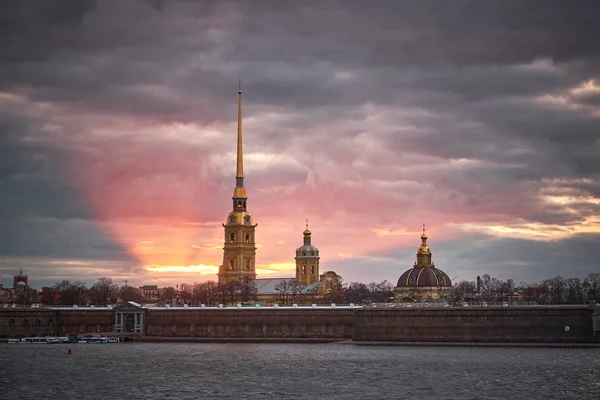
[302,265,306,274]
[228,259,235,270]
[245,259,250,270]
[311,265,315,274]
[245,233,250,243]
[230,232,235,243]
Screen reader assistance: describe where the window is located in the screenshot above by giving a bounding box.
[245,259,250,270]
[311,265,315,274]
[228,259,235,270]
[23,319,29,327]
[245,233,250,243]
[244,216,250,224]
[35,319,41,327]
[302,265,306,274]
[8,319,14,327]
[230,232,235,243]
[326,280,332,289]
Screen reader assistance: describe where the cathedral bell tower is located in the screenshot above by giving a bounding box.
[218,84,257,285]
[295,220,320,285]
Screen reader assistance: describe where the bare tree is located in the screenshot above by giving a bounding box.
[90,277,119,305]
[274,280,292,304]
[345,282,370,304]
[584,274,600,302]
[179,283,194,305]
[193,281,218,305]
[53,280,87,305]
[120,285,143,303]
[452,280,477,302]
[565,278,584,304]
[160,287,177,304]
[225,281,244,304]
[240,280,258,303]
[288,280,306,304]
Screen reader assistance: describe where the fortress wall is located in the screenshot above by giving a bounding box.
[145,308,356,339]
[1,305,597,342]
[354,306,596,343]
[54,309,115,335]
[0,308,58,337]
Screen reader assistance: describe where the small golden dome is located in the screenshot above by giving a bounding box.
[417,244,430,254]
[303,219,311,236]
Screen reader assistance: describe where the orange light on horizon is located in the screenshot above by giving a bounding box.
[145,264,219,274]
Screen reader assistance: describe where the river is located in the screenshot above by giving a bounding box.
[1,342,599,399]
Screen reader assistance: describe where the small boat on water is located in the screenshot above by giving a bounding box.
[76,337,120,344]
[8,336,70,344]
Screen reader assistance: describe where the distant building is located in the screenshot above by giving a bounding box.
[394,226,453,301]
[139,285,160,302]
[13,269,28,289]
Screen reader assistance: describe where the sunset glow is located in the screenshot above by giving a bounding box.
[1,1,599,288]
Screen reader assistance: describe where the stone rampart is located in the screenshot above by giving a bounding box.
[0,308,57,337]
[354,305,596,343]
[1,304,598,343]
[145,308,356,339]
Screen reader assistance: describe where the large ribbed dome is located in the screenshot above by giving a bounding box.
[396,266,452,287]
[395,227,452,288]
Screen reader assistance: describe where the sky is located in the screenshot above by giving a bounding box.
[1,0,599,289]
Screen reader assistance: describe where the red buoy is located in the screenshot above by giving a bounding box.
[68,348,72,355]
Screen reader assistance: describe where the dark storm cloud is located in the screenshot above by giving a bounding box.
[0,0,599,282]
[0,217,133,262]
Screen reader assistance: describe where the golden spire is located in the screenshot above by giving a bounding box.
[236,79,243,179]
[232,81,247,201]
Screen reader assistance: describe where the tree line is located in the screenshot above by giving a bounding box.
[451,273,600,304]
[30,273,600,306]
